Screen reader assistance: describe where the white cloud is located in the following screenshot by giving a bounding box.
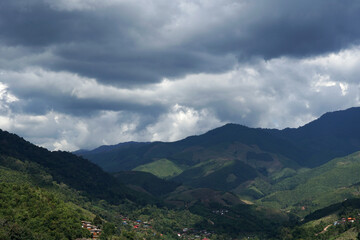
[0,46,360,151]
[0,82,18,104]
[146,104,224,142]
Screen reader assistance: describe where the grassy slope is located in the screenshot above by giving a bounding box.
[257,152,360,216]
[173,159,259,190]
[133,158,185,178]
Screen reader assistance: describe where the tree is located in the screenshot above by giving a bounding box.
[93,215,103,227]
[100,222,116,240]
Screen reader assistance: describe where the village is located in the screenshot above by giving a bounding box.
[177,228,212,240]
[121,216,213,240]
[79,215,213,240]
[81,221,102,239]
[315,216,358,236]
[211,209,229,216]
[333,217,356,226]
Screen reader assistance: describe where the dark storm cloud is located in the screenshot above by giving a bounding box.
[6,79,167,117]
[1,0,360,151]
[186,0,360,60]
[243,0,360,59]
[51,47,235,85]
[1,0,360,86]
[0,0,126,46]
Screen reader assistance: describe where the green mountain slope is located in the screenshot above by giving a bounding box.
[0,181,89,240]
[173,159,259,190]
[0,129,146,205]
[277,198,360,239]
[165,186,244,207]
[112,171,180,196]
[0,156,94,239]
[257,152,360,216]
[133,158,185,178]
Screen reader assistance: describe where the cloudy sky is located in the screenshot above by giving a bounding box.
[1,0,360,151]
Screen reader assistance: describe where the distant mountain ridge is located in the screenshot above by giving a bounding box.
[76,107,360,193]
[74,141,151,155]
[270,107,360,166]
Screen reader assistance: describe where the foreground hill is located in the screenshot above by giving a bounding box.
[0,161,90,239]
[0,129,149,205]
[277,198,360,239]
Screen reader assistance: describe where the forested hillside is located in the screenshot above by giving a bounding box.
[0,129,297,239]
[0,129,146,204]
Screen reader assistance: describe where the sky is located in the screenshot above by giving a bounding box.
[1,0,360,151]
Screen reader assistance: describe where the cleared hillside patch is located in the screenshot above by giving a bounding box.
[133,158,185,178]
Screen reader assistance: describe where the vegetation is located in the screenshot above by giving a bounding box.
[112,171,180,196]
[0,182,89,240]
[165,187,243,207]
[133,158,185,179]
[257,152,360,216]
[276,198,360,239]
[189,202,296,239]
[174,160,258,190]
[0,129,154,205]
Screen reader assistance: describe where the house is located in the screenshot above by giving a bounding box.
[81,221,102,239]
[90,229,102,239]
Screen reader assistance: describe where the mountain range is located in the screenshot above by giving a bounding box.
[76,107,360,194]
[2,107,360,239]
